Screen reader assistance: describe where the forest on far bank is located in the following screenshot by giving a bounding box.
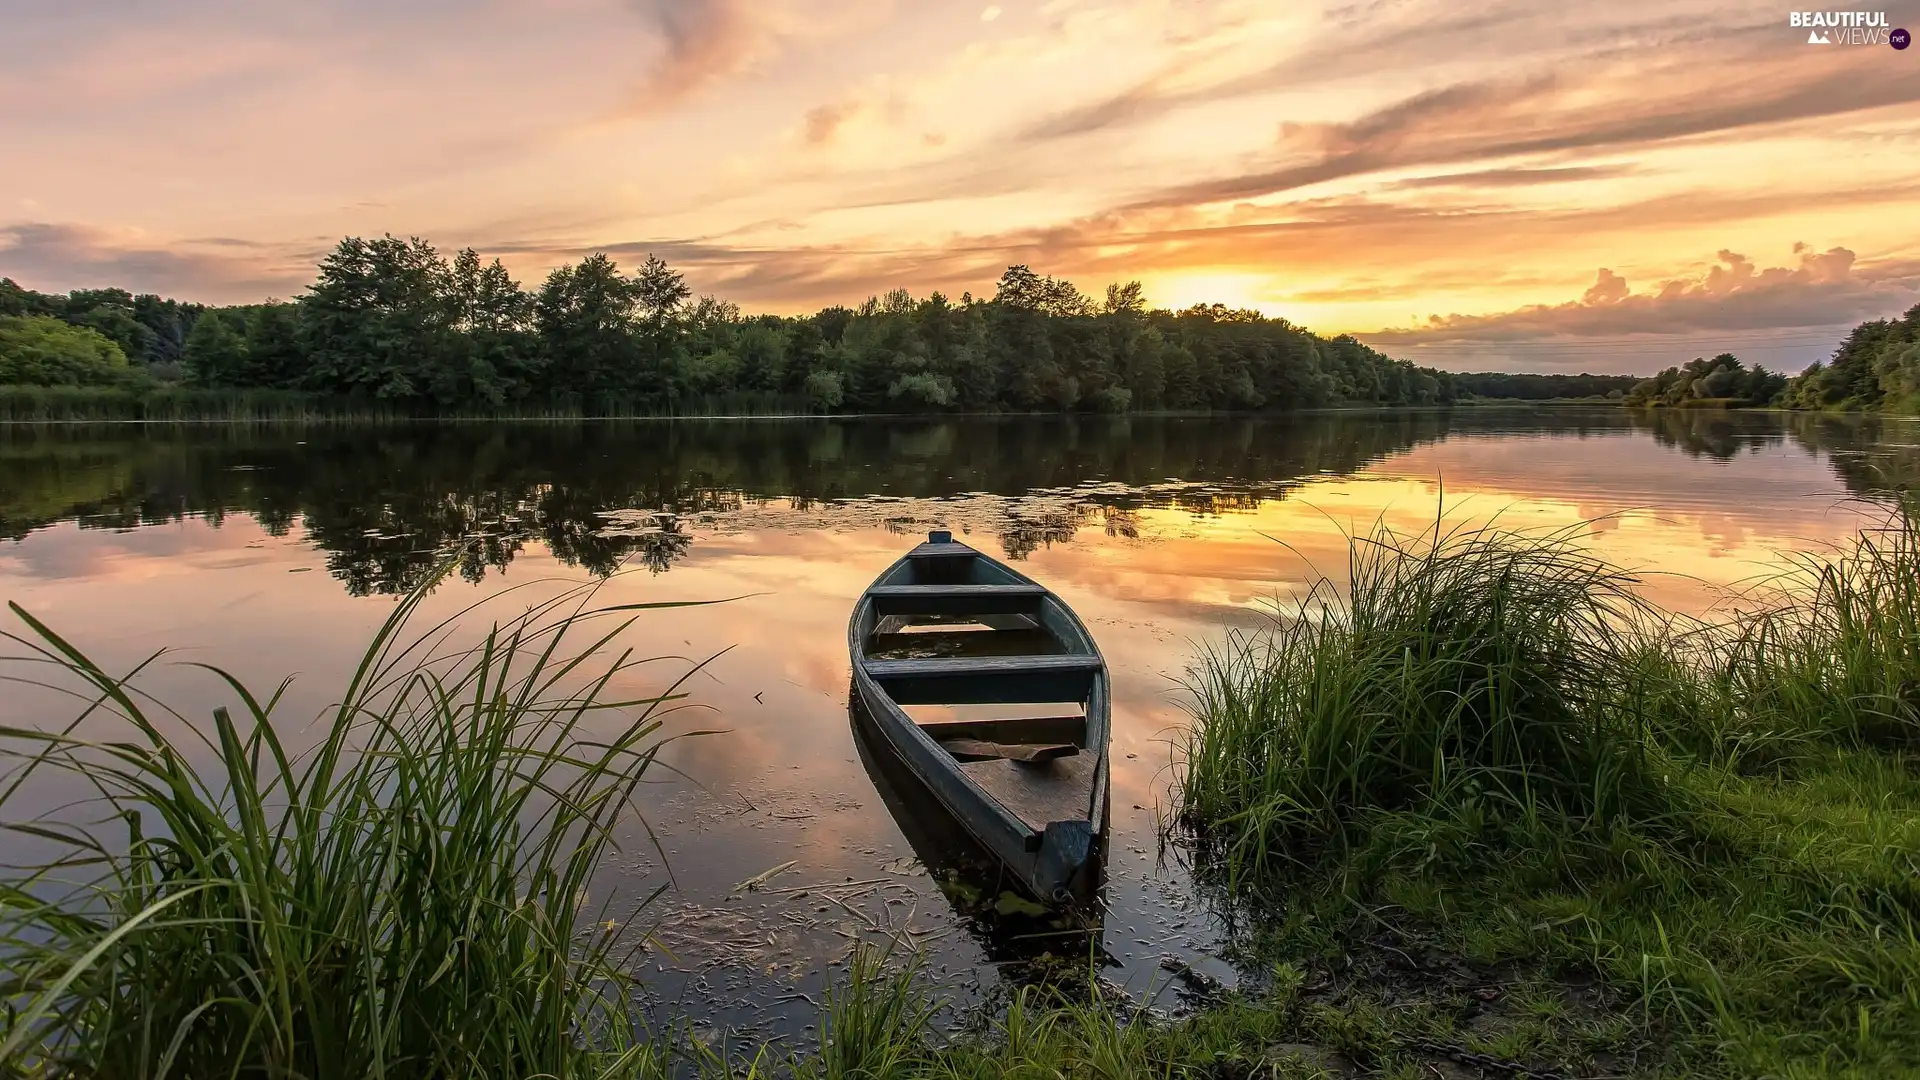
[1619,306,1920,413]
[2,235,1911,416]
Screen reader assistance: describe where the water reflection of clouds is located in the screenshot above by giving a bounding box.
[0,518,277,584]
[1340,434,1886,604]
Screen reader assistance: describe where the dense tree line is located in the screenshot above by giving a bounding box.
[1780,304,1920,413]
[3,237,1463,413]
[1621,307,1920,414]
[0,279,201,378]
[10,241,1914,415]
[1624,353,1790,408]
[1448,371,1640,400]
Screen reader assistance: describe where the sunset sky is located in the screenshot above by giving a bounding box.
[3,0,1918,372]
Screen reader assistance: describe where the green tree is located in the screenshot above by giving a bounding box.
[444,248,535,406]
[0,279,48,318]
[633,254,692,403]
[1103,281,1145,315]
[133,293,201,369]
[803,369,845,411]
[0,315,133,386]
[1783,303,1920,413]
[536,253,639,405]
[0,245,1556,416]
[303,235,456,402]
[183,310,249,386]
[241,302,307,388]
[68,298,154,364]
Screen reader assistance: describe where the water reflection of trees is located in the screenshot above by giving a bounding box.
[2,410,1912,596]
[1619,408,1919,495]
[1779,415,1920,496]
[1623,409,1790,461]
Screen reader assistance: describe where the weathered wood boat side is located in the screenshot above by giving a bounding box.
[848,531,1110,902]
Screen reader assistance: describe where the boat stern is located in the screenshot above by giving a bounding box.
[1032,819,1096,903]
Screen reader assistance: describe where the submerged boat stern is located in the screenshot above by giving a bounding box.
[1034,819,1096,903]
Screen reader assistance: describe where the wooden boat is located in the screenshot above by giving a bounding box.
[847,530,1110,903]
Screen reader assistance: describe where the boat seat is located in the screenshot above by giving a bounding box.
[906,541,977,560]
[867,584,1047,617]
[862,654,1101,705]
[919,713,1085,744]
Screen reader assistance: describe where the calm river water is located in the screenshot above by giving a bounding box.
[2,408,1916,1042]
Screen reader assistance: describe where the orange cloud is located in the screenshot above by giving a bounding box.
[1364,245,1920,372]
[803,101,860,146]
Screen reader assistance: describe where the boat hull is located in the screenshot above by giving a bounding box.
[850,679,1103,901]
[847,533,1110,904]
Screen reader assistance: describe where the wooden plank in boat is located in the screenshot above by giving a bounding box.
[863,655,1101,679]
[907,541,977,559]
[863,654,1101,705]
[939,738,1079,763]
[919,713,1085,744]
[957,753,1098,832]
[868,584,1046,617]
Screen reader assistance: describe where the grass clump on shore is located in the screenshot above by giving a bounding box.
[1709,497,1920,753]
[1177,513,1670,886]
[1174,498,1920,1077]
[0,571,716,1079]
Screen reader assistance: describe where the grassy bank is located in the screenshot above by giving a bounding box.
[1175,499,1920,1077]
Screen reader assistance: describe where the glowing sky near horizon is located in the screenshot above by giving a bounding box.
[2,0,1919,372]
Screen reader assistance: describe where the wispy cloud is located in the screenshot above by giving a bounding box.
[0,223,316,300]
[803,101,860,146]
[614,0,892,117]
[1012,1,1776,147]
[1384,165,1640,189]
[621,0,771,113]
[1127,48,1920,210]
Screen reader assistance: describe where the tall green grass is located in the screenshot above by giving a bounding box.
[1173,497,1920,1076]
[1175,512,1672,885]
[795,946,936,1080]
[0,569,718,1078]
[0,386,405,423]
[1708,493,1920,752]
